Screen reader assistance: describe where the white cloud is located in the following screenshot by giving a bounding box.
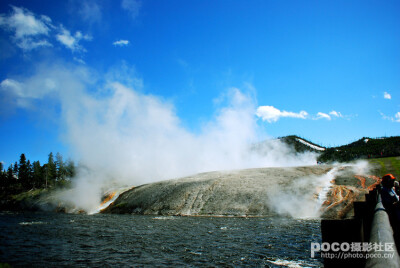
[329,110,343,118]
[0,6,53,51]
[56,28,75,48]
[78,0,102,24]
[256,106,347,122]
[73,57,86,64]
[40,15,53,26]
[56,26,91,52]
[380,111,400,123]
[0,73,60,109]
[0,79,24,97]
[0,6,91,53]
[18,38,52,51]
[113,40,129,46]
[3,6,51,38]
[315,110,347,120]
[1,77,56,108]
[384,92,392,100]
[315,112,331,120]
[256,106,308,123]
[121,0,141,19]
[395,112,400,123]
[379,112,390,121]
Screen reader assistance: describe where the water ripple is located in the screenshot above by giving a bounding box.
[0,212,323,267]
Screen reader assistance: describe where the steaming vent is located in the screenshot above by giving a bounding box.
[89,187,133,215]
[319,163,381,219]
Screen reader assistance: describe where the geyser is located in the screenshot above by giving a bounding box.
[60,82,318,212]
[1,63,319,213]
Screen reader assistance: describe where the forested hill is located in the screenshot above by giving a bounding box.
[317,136,400,162]
[279,135,400,163]
[0,152,76,195]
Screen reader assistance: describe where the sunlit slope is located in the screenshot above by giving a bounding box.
[102,162,386,219]
[318,158,399,219]
[368,156,400,177]
[102,166,333,217]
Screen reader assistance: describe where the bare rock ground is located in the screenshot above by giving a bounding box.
[102,165,333,216]
[4,163,381,219]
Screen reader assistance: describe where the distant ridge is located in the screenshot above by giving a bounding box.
[278,135,326,153]
[278,135,400,163]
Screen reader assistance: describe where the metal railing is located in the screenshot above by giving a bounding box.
[365,194,400,268]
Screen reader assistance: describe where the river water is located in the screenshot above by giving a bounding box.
[0,211,323,267]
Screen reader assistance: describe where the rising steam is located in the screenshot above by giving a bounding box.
[2,63,319,212]
[267,160,372,218]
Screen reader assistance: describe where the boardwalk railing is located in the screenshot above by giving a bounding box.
[365,194,400,268]
[321,188,400,267]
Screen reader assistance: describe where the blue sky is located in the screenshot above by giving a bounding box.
[0,0,399,168]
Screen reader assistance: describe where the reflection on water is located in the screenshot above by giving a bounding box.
[0,212,323,267]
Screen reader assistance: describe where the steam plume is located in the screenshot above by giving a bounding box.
[2,63,319,212]
[267,160,372,218]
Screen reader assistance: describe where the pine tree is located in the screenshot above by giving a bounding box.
[18,154,29,190]
[46,152,56,188]
[65,159,76,178]
[7,165,16,192]
[1,152,77,193]
[32,161,43,188]
[0,162,5,189]
[26,160,33,189]
[12,161,21,191]
[55,152,65,181]
[13,161,18,179]
[7,164,13,180]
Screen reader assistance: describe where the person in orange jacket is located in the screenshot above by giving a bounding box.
[381,174,399,211]
[381,174,400,247]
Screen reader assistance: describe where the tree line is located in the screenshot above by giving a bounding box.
[0,152,76,195]
[317,136,400,163]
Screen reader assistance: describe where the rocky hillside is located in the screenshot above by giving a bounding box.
[2,162,385,219]
[3,135,398,217]
[101,163,381,219]
[101,166,332,217]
